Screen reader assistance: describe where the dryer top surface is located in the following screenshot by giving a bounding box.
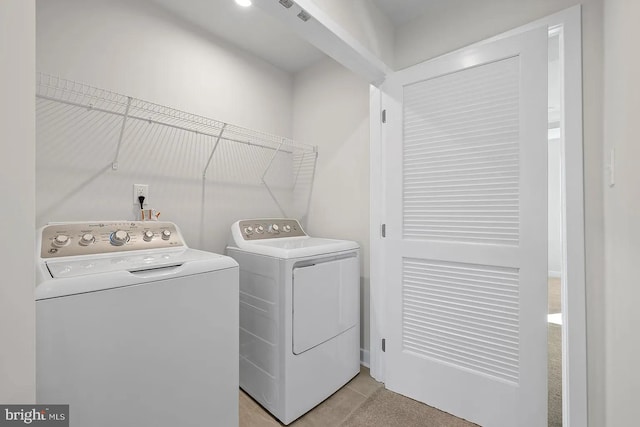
[228,219,359,259]
[238,236,359,259]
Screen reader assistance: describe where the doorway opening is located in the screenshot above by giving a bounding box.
[547,29,563,427]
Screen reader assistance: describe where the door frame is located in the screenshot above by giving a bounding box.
[369,5,586,426]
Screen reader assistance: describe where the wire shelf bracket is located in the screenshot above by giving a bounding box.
[36,72,318,220]
[112,96,132,170]
[202,123,227,179]
[261,138,287,217]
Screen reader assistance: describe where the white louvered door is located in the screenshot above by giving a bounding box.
[381,28,548,427]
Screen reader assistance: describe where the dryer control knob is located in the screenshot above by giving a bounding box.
[256,225,265,234]
[143,230,154,242]
[53,234,70,247]
[269,224,280,233]
[244,226,254,235]
[161,230,171,240]
[283,225,291,232]
[110,230,130,246]
[79,233,95,246]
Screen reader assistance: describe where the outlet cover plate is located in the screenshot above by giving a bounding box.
[133,184,149,205]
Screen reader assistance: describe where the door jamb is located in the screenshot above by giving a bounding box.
[369,5,586,426]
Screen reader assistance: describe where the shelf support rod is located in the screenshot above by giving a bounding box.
[263,179,288,218]
[112,96,132,170]
[202,124,227,179]
[261,138,287,217]
[292,151,306,188]
[304,151,319,216]
[261,138,285,181]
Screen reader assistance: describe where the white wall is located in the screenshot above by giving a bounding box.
[37,0,292,136]
[548,39,563,278]
[292,57,371,355]
[603,0,640,425]
[36,0,297,254]
[392,1,605,424]
[548,137,563,277]
[0,0,36,403]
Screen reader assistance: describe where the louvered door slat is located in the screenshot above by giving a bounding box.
[402,57,520,245]
[401,258,520,383]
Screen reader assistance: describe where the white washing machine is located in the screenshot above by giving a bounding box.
[36,221,239,427]
[226,218,360,425]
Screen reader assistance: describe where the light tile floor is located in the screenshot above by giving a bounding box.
[239,366,383,427]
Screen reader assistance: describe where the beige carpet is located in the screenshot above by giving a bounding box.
[342,358,560,427]
[548,324,562,427]
[341,388,478,427]
[342,279,562,427]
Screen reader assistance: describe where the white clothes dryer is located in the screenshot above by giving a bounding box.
[36,221,239,427]
[226,218,360,425]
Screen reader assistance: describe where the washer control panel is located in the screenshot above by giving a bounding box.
[239,219,306,240]
[40,221,184,258]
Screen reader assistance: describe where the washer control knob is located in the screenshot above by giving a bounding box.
[161,230,171,240]
[79,233,95,246]
[110,230,130,246]
[269,224,280,233]
[53,234,70,247]
[143,230,155,242]
[256,225,265,234]
[283,224,291,233]
[243,226,254,235]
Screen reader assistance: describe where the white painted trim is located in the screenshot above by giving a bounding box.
[478,8,587,426]
[557,10,588,427]
[549,270,562,279]
[369,5,587,427]
[360,349,370,368]
[369,85,385,382]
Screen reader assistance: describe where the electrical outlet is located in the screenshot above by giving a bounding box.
[133,184,149,206]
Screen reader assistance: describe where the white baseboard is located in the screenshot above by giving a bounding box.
[360,349,370,368]
[548,270,562,279]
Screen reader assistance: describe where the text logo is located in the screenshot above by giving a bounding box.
[0,406,68,426]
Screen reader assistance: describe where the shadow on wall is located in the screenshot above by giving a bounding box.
[35,92,316,253]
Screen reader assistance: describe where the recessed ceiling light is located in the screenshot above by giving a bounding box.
[235,0,252,7]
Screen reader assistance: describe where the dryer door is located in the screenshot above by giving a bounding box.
[292,255,359,355]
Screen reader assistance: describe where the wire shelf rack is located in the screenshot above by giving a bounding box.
[36,72,317,219]
[36,72,316,164]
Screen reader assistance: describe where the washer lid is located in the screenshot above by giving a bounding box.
[36,248,238,300]
[230,236,359,259]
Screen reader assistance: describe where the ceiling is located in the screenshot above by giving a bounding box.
[147,0,430,73]
[371,0,433,25]
[147,0,326,73]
